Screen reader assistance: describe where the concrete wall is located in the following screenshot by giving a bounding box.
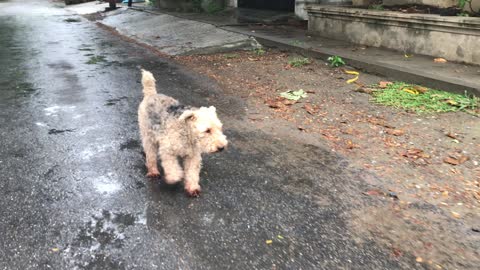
[384,0,480,9]
[65,0,94,5]
[306,6,480,64]
[465,0,480,11]
[296,0,351,19]
[383,0,457,8]
[226,0,237,7]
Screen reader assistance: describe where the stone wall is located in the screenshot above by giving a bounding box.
[65,0,95,5]
[296,0,351,19]
[306,6,480,64]
[383,0,480,9]
[383,0,457,8]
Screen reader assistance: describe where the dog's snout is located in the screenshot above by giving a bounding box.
[217,146,225,152]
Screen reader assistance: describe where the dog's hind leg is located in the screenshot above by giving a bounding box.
[160,153,183,184]
[184,154,202,197]
[143,137,160,178]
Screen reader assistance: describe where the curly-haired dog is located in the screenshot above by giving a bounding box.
[138,69,228,197]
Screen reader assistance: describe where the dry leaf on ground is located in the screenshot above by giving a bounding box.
[386,129,405,136]
[345,140,357,149]
[378,81,393,89]
[443,152,469,165]
[304,103,319,115]
[434,58,447,63]
[445,132,461,140]
[368,118,395,129]
[413,85,428,94]
[355,87,376,94]
[402,148,430,159]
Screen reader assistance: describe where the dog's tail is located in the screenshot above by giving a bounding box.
[141,69,157,96]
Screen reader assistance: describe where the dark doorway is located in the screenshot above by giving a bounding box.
[238,0,295,12]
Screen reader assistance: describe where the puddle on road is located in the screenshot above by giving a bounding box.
[92,175,122,195]
[80,144,113,160]
[66,209,146,269]
[119,138,141,151]
[44,105,76,116]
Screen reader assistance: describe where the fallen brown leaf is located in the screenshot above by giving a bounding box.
[345,140,357,149]
[355,87,375,94]
[368,118,395,129]
[378,81,393,89]
[340,127,355,135]
[265,97,296,109]
[265,99,283,109]
[283,99,296,106]
[304,103,319,115]
[451,211,461,218]
[434,58,447,63]
[402,148,430,159]
[443,152,469,165]
[386,129,406,136]
[363,189,382,196]
[445,132,460,140]
[413,85,428,94]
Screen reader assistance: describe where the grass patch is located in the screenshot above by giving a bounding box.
[253,48,266,56]
[290,40,304,46]
[86,55,106,65]
[223,53,238,59]
[369,4,384,10]
[288,57,311,67]
[372,82,479,114]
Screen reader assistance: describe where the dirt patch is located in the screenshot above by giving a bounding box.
[175,49,480,268]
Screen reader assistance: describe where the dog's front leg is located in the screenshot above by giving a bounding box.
[143,138,160,178]
[160,153,184,184]
[184,154,202,197]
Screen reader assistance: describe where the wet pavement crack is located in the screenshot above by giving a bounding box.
[48,128,76,135]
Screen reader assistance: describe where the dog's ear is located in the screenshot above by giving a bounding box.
[179,110,196,121]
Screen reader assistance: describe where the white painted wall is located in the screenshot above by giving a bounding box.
[226,0,237,8]
[296,0,351,20]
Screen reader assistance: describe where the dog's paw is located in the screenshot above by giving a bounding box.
[185,188,201,198]
[146,171,160,178]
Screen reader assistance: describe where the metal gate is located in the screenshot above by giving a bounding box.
[238,0,295,11]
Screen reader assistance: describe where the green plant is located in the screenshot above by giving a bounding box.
[253,48,266,56]
[372,82,479,114]
[327,55,345,67]
[223,53,238,59]
[204,0,224,13]
[290,40,304,46]
[288,57,311,67]
[280,89,307,101]
[369,4,384,10]
[192,0,202,12]
[458,0,471,9]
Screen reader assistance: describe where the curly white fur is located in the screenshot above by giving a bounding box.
[138,69,228,196]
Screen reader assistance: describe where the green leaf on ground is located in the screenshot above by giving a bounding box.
[280,89,307,101]
[288,57,310,67]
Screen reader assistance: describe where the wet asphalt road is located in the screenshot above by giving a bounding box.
[0,1,416,269]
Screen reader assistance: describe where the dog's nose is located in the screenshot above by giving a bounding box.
[217,147,225,152]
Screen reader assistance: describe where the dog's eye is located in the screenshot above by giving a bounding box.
[205,129,211,134]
